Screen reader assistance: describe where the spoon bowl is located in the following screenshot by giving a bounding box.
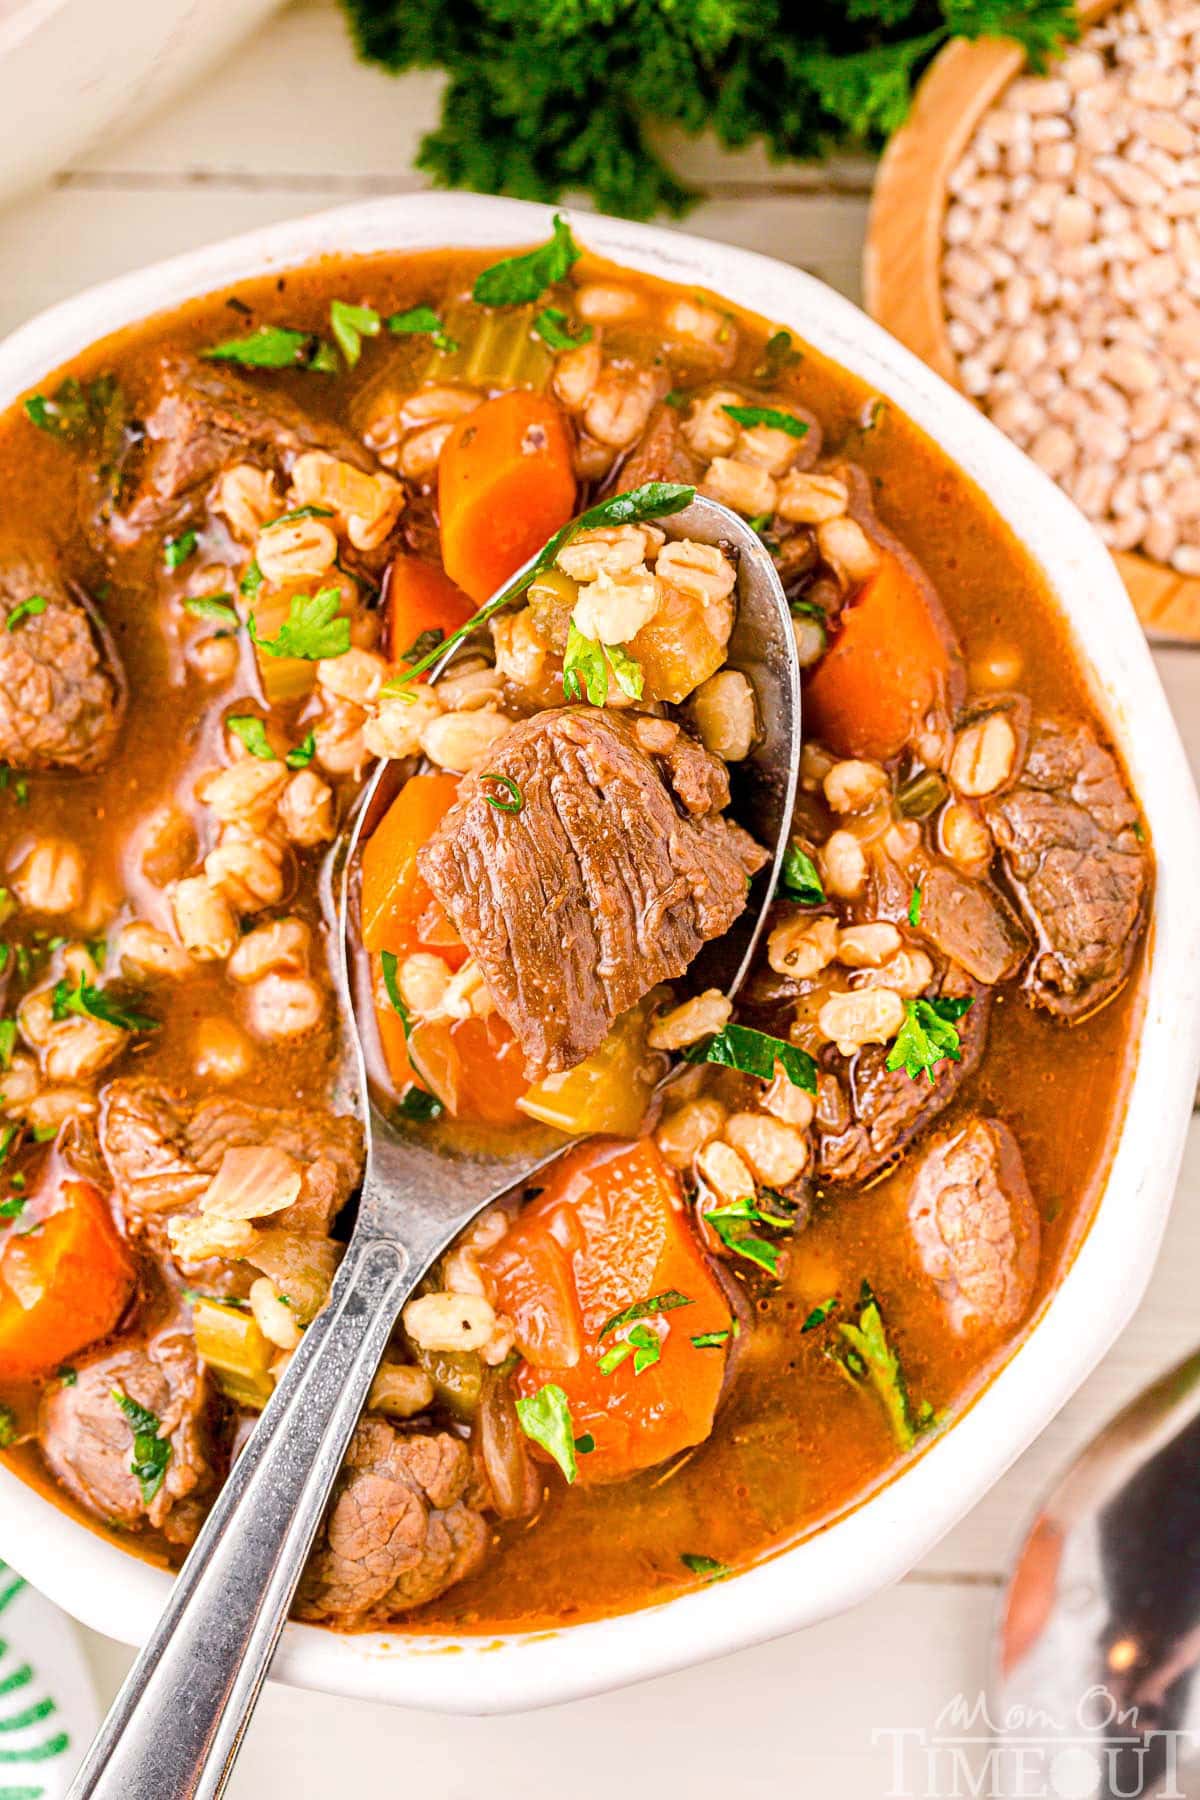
[68,492,801,1800]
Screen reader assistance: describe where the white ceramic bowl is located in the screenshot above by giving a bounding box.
[0,194,1197,1714]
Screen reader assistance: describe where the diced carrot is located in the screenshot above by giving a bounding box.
[408,1014,529,1128]
[360,773,465,963]
[385,554,476,667]
[804,548,964,762]
[484,1140,732,1484]
[438,391,576,604]
[0,1181,134,1381]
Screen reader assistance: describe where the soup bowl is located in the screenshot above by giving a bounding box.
[0,193,1196,1715]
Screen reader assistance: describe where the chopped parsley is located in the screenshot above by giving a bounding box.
[184,594,239,628]
[390,481,695,689]
[0,1126,16,1168]
[533,307,593,351]
[58,1366,77,1387]
[0,1405,16,1448]
[704,1196,791,1276]
[480,772,523,815]
[386,305,457,353]
[379,950,409,1027]
[562,623,643,707]
[264,504,335,530]
[908,885,922,928]
[684,1022,816,1094]
[51,977,158,1035]
[248,589,351,661]
[23,374,118,441]
[599,1290,692,1338]
[0,1019,16,1070]
[285,731,317,770]
[835,1282,918,1451]
[745,512,772,534]
[396,1086,444,1121]
[779,842,825,905]
[515,1381,578,1483]
[203,325,337,372]
[721,404,808,438]
[399,625,445,664]
[329,299,381,367]
[473,215,581,307]
[226,715,275,760]
[240,561,264,599]
[801,1297,838,1332]
[598,1321,662,1376]
[5,596,47,632]
[574,1432,595,1455]
[163,530,197,571]
[690,1329,731,1349]
[756,330,802,380]
[110,1388,172,1503]
[885,995,974,1084]
[680,1553,729,1582]
[0,1196,25,1220]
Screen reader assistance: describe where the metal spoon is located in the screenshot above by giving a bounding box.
[989,1348,1200,1798]
[66,496,801,1800]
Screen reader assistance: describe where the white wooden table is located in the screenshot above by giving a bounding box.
[8,4,1200,1790]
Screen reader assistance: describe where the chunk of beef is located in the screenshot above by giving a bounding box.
[619,403,703,490]
[294,1418,489,1623]
[984,715,1149,1018]
[815,968,990,1188]
[0,544,121,771]
[907,1116,1040,1333]
[118,350,375,539]
[101,1080,363,1234]
[916,865,1030,987]
[39,1330,219,1544]
[418,707,767,1077]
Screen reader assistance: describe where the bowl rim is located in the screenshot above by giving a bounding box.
[0,191,1197,1715]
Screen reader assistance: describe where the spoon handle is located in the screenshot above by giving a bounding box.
[67,1234,414,1800]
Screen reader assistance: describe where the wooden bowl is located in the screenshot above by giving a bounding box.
[864,0,1200,643]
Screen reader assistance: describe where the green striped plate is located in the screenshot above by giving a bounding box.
[0,1561,99,1798]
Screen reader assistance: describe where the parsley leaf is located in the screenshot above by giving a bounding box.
[392,481,692,690]
[721,404,808,438]
[756,330,802,380]
[111,1387,172,1503]
[691,1329,731,1349]
[681,1553,729,1582]
[801,1297,838,1332]
[23,375,119,441]
[164,530,197,571]
[285,731,317,770]
[479,772,523,814]
[515,1381,578,1483]
[379,950,410,1029]
[386,305,458,353]
[264,504,334,530]
[599,1290,692,1338]
[533,307,594,350]
[473,215,581,306]
[0,1196,26,1220]
[248,589,351,661]
[184,594,239,627]
[835,1282,917,1451]
[562,623,644,707]
[0,1020,16,1070]
[203,326,337,372]
[779,842,825,905]
[397,1086,444,1121]
[240,561,264,599]
[908,884,922,927]
[0,1404,16,1448]
[599,1321,662,1376]
[227,715,275,760]
[704,1196,789,1276]
[684,1022,816,1094]
[6,596,47,632]
[885,995,974,1084]
[329,299,381,367]
[51,977,158,1035]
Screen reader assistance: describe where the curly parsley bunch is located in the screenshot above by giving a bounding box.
[341,0,1077,219]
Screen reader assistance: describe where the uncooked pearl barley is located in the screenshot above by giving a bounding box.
[940,0,1200,573]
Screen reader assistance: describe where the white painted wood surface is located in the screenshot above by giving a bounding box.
[5,2,1198,1788]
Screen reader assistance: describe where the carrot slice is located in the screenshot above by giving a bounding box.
[360,773,465,962]
[385,554,476,667]
[804,548,963,762]
[484,1140,732,1484]
[438,391,576,604]
[0,1181,134,1381]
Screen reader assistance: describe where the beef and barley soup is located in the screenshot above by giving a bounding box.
[0,220,1151,1632]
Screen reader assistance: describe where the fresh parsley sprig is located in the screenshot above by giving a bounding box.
[515,1381,578,1483]
[111,1388,172,1503]
[248,589,352,661]
[473,215,581,307]
[684,1022,816,1094]
[885,995,973,1084]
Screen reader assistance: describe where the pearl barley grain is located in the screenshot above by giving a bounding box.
[940,0,1200,568]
